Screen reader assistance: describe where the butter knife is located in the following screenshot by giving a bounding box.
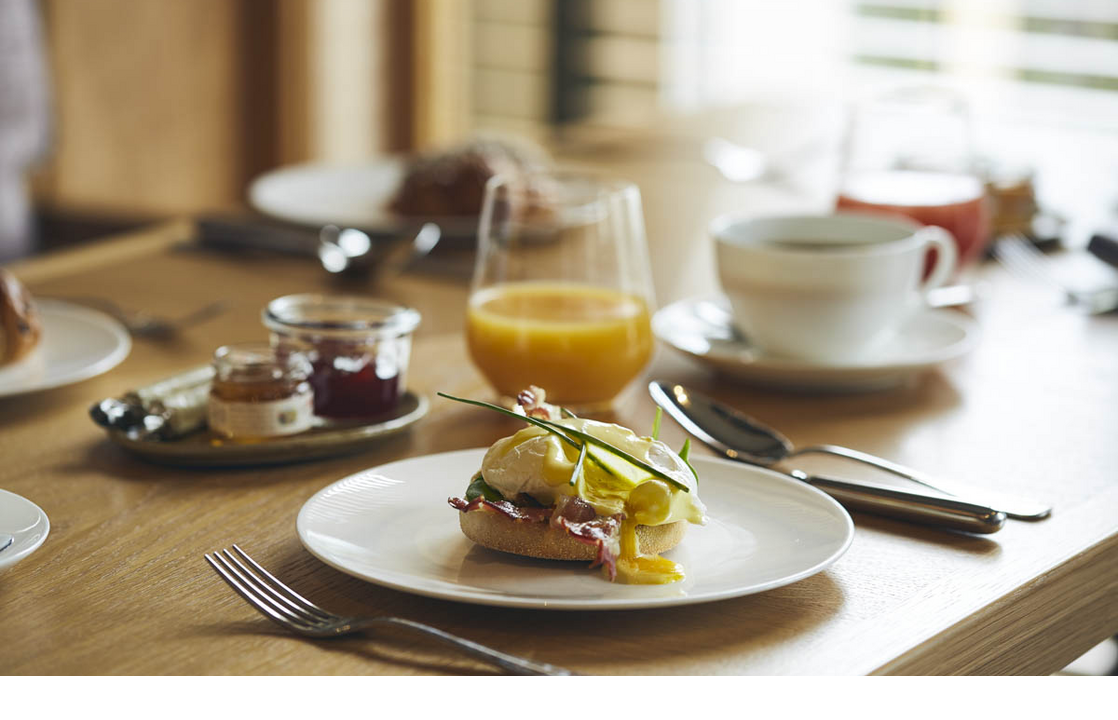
[650,382,1006,534]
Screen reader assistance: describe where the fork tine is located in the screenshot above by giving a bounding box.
[213,549,327,628]
[219,548,325,624]
[229,544,333,622]
[995,235,1094,308]
[205,552,305,631]
[1001,235,1050,281]
[995,236,1061,286]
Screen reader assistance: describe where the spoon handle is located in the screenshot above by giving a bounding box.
[791,445,1051,521]
[791,471,1006,534]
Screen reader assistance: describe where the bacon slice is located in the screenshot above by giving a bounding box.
[552,513,623,580]
[513,385,561,420]
[448,496,551,523]
[550,494,597,526]
[448,494,624,579]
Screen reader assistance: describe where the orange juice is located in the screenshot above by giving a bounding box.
[466,282,653,406]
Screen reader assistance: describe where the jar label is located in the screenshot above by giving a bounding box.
[208,390,315,439]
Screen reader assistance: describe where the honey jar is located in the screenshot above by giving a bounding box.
[207,343,314,439]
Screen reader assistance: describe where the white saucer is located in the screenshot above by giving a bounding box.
[653,296,978,392]
[0,300,131,399]
[0,489,49,571]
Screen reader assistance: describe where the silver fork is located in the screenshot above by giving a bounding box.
[993,235,1118,314]
[205,545,573,676]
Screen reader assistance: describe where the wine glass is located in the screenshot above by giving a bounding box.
[836,85,991,266]
[466,172,656,412]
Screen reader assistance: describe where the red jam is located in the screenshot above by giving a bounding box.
[263,294,420,422]
[309,350,401,419]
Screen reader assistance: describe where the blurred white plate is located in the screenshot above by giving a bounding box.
[0,489,49,571]
[654,296,977,392]
[297,448,853,610]
[0,300,131,399]
[248,158,478,237]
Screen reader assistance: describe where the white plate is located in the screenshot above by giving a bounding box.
[0,489,49,571]
[0,300,131,399]
[653,296,978,392]
[297,449,853,610]
[248,158,478,237]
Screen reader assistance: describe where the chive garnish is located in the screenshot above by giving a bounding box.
[437,392,580,449]
[531,417,690,493]
[439,392,613,479]
[569,438,588,487]
[651,406,663,440]
[679,438,698,485]
[438,392,691,493]
[561,407,578,419]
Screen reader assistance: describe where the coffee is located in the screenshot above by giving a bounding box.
[761,239,884,252]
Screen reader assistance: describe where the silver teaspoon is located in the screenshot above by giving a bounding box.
[649,381,1051,521]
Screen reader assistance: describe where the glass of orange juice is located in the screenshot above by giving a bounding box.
[466,172,655,411]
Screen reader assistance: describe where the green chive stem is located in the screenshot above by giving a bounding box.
[438,391,693,493]
[569,438,588,487]
[532,417,690,493]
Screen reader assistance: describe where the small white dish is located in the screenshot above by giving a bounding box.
[0,489,49,571]
[248,158,477,237]
[0,300,131,399]
[297,448,854,611]
[653,295,977,392]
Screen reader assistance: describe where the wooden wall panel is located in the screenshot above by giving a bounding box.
[30,0,414,219]
[33,0,253,215]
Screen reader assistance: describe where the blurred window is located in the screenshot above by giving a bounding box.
[472,0,1118,131]
[470,0,1118,227]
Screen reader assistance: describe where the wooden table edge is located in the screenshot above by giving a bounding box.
[872,523,1118,675]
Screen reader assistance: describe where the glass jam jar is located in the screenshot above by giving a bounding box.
[263,294,420,420]
[208,343,315,440]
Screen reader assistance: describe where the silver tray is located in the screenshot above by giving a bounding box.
[106,391,428,467]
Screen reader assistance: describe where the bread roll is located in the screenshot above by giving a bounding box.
[458,509,687,562]
[0,268,42,365]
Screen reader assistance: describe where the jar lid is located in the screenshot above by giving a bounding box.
[262,294,421,340]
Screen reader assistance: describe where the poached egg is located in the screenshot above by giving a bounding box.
[479,417,707,583]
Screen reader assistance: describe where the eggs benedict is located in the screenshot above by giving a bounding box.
[444,387,707,584]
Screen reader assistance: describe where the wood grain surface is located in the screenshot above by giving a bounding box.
[2,145,1117,675]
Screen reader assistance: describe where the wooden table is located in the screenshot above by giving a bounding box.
[2,152,1118,675]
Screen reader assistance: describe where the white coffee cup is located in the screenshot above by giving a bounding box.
[712,212,957,363]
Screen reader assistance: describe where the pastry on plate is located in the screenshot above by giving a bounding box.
[0,268,42,365]
[389,137,551,218]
